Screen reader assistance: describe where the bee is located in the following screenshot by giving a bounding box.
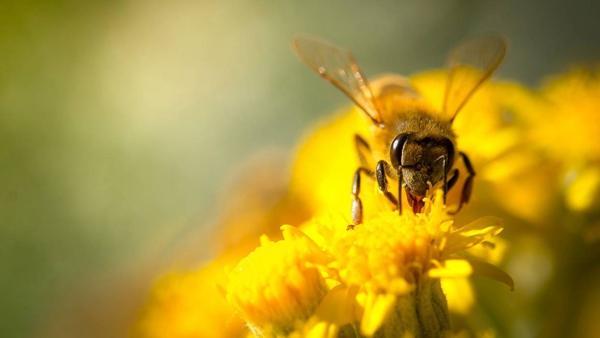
[292,35,506,225]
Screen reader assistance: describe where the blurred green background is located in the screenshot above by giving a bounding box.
[1,0,598,337]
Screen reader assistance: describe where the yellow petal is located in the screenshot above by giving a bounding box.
[444,217,503,254]
[466,257,514,291]
[305,321,339,338]
[466,237,508,265]
[314,285,359,326]
[134,245,252,338]
[361,293,397,336]
[441,278,475,315]
[289,318,340,338]
[428,259,473,278]
[456,216,504,235]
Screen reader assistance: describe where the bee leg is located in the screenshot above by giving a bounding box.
[375,160,399,208]
[447,169,459,191]
[451,152,475,214]
[349,167,373,229]
[354,134,372,167]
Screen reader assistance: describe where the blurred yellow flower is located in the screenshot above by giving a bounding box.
[134,254,245,338]
[534,66,600,163]
[532,66,600,211]
[471,65,600,217]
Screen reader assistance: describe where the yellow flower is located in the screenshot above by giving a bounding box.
[225,226,330,337]
[134,254,245,338]
[226,190,512,337]
[534,66,600,163]
[532,66,600,211]
[473,65,600,216]
[309,190,511,336]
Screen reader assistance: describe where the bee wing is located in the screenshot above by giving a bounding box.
[443,35,507,121]
[293,36,382,125]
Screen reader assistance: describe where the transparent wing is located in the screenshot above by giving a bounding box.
[443,35,507,121]
[292,36,382,124]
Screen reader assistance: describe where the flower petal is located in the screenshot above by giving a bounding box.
[444,217,503,254]
[441,278,475,314]
[466,257,514,291]
[361,292,397,336]
[314,285,359,326]
[428,259,473,278]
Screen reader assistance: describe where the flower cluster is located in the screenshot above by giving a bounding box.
[134,65,600,338]
[224,191,510,337]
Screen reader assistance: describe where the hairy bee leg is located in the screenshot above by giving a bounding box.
[460,152,476,203]
[447,169,459,191]
[349,167,373,229]
[348,135,375,229]
[451,152,475,214]
[354,134,371,167]
[375,160,399,207]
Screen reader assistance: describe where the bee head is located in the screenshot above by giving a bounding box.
[390,133,455,198]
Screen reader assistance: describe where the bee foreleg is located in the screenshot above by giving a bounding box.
[349,167,373,228]
[451,152,475,214]
[376,160,399,208]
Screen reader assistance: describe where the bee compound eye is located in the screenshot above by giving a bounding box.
[390,133,411,169]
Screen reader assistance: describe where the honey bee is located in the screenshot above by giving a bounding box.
[292,35,506,225]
